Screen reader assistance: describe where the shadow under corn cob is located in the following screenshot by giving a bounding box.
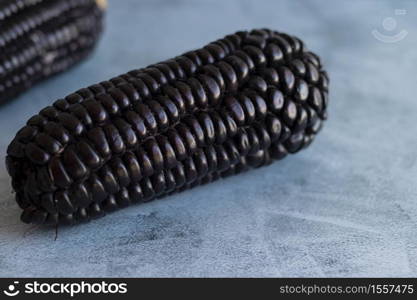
[6,29,329,226]
[0,0,105,103]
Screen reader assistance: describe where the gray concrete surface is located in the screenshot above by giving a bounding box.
[1,0,417,277]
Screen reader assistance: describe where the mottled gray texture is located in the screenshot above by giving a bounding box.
[1,0,416,277]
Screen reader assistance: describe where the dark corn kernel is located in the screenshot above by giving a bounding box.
[6,29,329,226]
[0,0,105,103]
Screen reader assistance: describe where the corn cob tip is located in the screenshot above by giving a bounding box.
[96,0,107,10]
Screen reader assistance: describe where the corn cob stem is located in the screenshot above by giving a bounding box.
[6,29,329,226]
[96,0,107,10]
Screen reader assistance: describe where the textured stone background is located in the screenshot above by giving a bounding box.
[1,0,416,277]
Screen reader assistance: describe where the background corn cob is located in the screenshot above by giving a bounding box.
[0,0,105,103]
[6,28,329,226]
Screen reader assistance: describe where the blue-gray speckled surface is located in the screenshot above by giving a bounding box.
[1,0,417,277]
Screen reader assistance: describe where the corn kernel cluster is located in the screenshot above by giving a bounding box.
[0,0,104,103]
[6,29,329,225]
